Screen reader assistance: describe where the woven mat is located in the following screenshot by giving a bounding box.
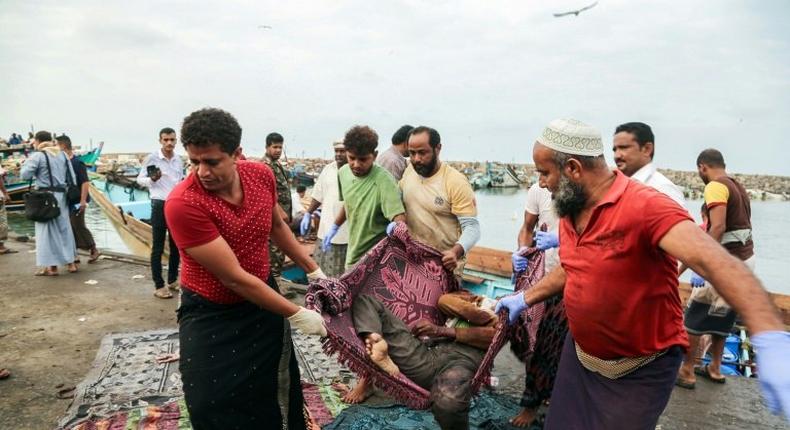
[58,328,351,429]
[291,330,354,385]
[58,329,183,429]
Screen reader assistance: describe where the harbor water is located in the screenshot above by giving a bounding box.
[474,187,790,295]
[8,186,789,295]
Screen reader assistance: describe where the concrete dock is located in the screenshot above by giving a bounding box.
[0,239,787,429]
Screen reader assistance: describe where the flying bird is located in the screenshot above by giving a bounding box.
[553,1,598,18]
[258,25,272,29]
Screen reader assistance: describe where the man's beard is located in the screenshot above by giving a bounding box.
[414,152,437,177]
[553,174,588,218]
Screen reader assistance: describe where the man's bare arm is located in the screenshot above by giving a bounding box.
[660,220,783,334]
[706,205,727,243]
[305,198,321,214]
[276,204,289,222]
[522,265,566,306]
[518,212,539,248]
[334,205,347,226]
[184,237,299,317]
[680,205,727,275]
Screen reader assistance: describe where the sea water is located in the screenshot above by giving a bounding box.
[474,187,790,295]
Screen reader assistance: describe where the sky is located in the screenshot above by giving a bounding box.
[1,0,789,175]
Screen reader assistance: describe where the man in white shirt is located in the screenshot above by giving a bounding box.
[300,140,349,277]
[509,181,565,428]
[136,127,185,299]
[613,122,686,208]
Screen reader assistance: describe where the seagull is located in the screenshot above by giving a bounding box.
[258,25,272,29]
[553,1,598,18]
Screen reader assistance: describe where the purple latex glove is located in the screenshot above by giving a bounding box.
[690,272,706,288]
[385,221,397,237]
[751,331,790,419]
[321,224,340,251]
[511,247,529,273]
[299,212,312,236]
[494,292,528,325]
[535,231,559,251]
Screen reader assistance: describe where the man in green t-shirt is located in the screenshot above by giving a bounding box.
[321,125,406,405]
[321,125,406,269]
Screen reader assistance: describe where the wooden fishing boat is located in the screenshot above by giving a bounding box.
[89,180,164,258]
[89,179,314,267]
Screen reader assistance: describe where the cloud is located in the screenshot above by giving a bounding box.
[0,0,788,174]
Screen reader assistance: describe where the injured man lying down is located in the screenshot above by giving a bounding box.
[340,290,497,430]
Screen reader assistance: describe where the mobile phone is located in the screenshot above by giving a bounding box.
[147,165,160,176]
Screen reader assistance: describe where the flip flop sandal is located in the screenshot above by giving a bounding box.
[88,252,101,263]
[56,386,76,399]
[35,269,59,276]
[0,248,19,254]
[695,364,726,384]
[154,289,173,299]
[155,353,180,364]
[0,368,10,380]
[675,377,695,389]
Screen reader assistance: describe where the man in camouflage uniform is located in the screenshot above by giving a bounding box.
[264,132,292,280]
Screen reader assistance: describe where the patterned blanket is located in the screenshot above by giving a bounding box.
[306,224,546,409]
[509,247,547,362]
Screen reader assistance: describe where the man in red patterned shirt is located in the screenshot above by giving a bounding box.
[496,119,789,428]
[166,108,327,430]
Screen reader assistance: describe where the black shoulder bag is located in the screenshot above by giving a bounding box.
[64,155,81,206]
[23,153,62,222]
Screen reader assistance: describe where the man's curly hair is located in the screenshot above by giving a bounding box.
[343,125,378,156]
[180,108,242,155]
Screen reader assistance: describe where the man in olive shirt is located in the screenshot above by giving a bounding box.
[264,132,292,279]
[322,125,405,269]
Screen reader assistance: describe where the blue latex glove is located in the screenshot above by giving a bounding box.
[751,331,790,418]
[321,224,340,251]
[494,292,528,325]
[299,212,313,236]
[511,247,529,273]
[690,272,706,288]
[535,231,559,251]
[385,221,398,237]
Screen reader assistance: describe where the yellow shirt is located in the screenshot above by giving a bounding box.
[400,163,477,253]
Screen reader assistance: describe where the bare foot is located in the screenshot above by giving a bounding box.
[677,364,696,386]
[339,377,373,404]
[364,333,399,377]
[510,407,537,428]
